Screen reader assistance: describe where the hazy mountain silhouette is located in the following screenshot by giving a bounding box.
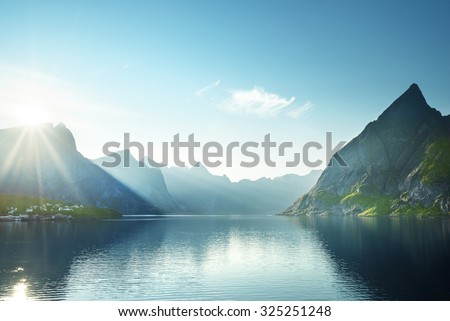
[0,123,159,214]
[93,151,322,214]
[92,150,182,212]
[162,164,321,214]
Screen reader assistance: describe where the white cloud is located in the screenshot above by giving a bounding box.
[286,100,314,119]
[221,86,295,117]
[196,79,221,96]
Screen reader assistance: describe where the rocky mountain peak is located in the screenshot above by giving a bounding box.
[390,83,427,108]
[52,123,77,151]
[403,83,424,100]
[376,83,440,128]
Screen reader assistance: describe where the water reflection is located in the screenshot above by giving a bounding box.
[61,216,369,300]
[1,216,370,300]
[8,280,28,301]
[1,216,448,300]
[0,220,159,300]
[292,216,450,300]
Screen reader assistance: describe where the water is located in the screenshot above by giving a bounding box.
[0,215,449,300]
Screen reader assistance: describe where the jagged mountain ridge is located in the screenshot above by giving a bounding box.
[161,165,322,214]
[0,123,159,214]
[93,149,322,214]
[284,84,450,216]
[93,153,322,214]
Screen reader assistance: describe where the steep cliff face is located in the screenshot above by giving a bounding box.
[0,123,159,214]
[284,84,450,216]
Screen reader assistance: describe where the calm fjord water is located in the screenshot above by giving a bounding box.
[1,215,449,300]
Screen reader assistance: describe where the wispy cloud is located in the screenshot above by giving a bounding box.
[196,79,221,96]
[286,100,314,119]
[220,86,295,117]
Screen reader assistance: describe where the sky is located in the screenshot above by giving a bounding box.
[0,0,449,181]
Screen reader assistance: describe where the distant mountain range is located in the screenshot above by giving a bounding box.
[94,151,321,214]
[284,84,450,217]
[161,165,321,214]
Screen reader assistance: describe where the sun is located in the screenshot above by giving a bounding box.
[16,105,51,126]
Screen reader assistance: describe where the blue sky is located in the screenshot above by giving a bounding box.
[1,0,449,180]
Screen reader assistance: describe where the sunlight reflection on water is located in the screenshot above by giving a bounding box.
[1,215,449,300]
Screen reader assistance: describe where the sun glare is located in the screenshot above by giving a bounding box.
[10,281,29,301]
[16,105,50,126]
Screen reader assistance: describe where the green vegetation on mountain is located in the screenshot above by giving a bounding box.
[314,191,342,206]
[419,138,450,185]
[341,192,395,216]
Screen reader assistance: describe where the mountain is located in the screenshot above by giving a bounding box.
[161,164,321,214]
[161,165,232,213]
[230,172,322,213]
[92,150,182,212]
[0,123,159,214]
[284,84,450,217]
